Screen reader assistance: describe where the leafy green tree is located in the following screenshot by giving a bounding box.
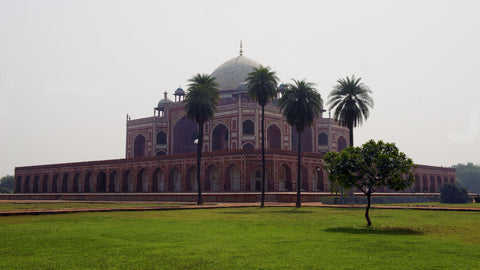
[440,183,469,203]
[279,79,323,208]
[246,66,279,207]
[324,140,415,226]
[328,75,373,147]
[453,163,480,193]
[0,175,14,193]
[185,74,220,205]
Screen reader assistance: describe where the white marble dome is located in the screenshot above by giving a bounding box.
[210,55,261,91]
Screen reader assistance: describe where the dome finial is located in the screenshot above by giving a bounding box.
[239,40,243,56]
[163,91,168,99]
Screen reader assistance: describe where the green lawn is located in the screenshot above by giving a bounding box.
[0,207,478,269]
[383,202,480,208]
[0,201,183,211]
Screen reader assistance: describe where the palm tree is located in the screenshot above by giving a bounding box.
[279,79,323,207]
[184,74,219,205]
[328,75,374,147]
[246,66,279,208]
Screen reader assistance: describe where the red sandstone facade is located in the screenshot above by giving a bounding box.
[14,53,455,195]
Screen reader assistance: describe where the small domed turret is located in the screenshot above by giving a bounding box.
[175,87,185,95]
[155,91,172,113]
[278,83,288,94]
[174,87,186,102]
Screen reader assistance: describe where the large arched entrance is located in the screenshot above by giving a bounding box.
[212,124,229,151]
[133,134,146,158]
[267,125,281,149]
[292,127,313,152]
[172,116,198,154]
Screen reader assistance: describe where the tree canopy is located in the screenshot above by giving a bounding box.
[440,183,469,203]
[328,75,373,146]
[324,140,415,226]
[0,175,14,193]
[246,65,279,107]
[453,163,480,193]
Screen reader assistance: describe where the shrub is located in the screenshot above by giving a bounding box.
[0,187,11,194]
[440,183,469,203]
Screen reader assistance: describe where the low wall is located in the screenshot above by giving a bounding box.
[0,192,440,203]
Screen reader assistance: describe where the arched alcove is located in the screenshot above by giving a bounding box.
[292,127,313,152]
[133,134,146,158]
[337,136,347,152]
[267,125,281,149]
[212,124,229,151]
[173,116,198,154]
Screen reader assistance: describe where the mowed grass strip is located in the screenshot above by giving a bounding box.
[0,207,478,269]
[0,202,183,211]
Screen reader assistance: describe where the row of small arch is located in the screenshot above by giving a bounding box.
[414,174,455,193]
[15,163,327,194]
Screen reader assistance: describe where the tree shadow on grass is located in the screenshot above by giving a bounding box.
[219,208,315,215]
[325,226,425,235]
[271,209,316,214]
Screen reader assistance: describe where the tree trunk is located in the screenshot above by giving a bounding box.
[261,105,266,208]
[349,127,354,147]
[196,122,204,205]
[365,192,372,226]
[296,130,302,208]
[348,127,354,203]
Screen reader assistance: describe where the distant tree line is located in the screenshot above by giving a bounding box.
[453,163,480,193]
[0,175,14,193]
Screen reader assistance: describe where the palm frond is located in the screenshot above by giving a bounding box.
[246,66,279,107]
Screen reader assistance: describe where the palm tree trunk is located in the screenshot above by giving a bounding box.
[196,122,204,205]
[348,127,354,204]
[296,130,302,208]
[349,127,354,147]
[261,105,266,208]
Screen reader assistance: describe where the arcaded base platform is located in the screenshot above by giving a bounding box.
[0,192,439,203]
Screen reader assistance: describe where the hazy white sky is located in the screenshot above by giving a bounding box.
[1,0,479,176]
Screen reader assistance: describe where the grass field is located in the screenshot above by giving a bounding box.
[0,206,479,269]
[0,202,181,211]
